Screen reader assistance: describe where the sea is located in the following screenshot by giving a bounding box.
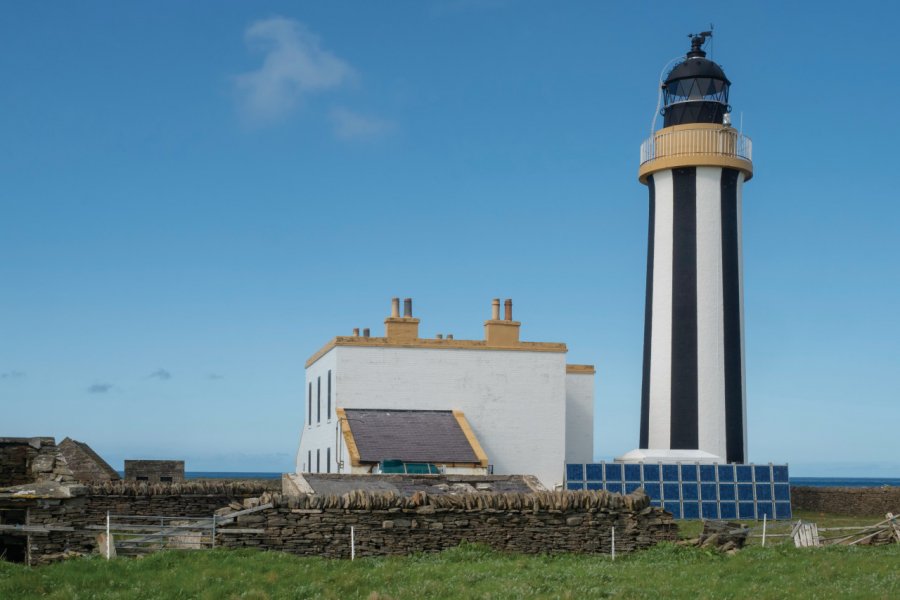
[175,472,900,487]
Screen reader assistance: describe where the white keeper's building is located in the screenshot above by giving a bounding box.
[295,298,595,489]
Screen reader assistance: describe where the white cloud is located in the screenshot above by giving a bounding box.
[235,17,355,122]
[329,107,394,140]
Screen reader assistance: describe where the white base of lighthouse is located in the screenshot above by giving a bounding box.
[615,448,724,464]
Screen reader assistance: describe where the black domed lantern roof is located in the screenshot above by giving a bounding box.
[662,32,731,127]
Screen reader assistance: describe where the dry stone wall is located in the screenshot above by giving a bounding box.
[17,487,676,565]
[0,437,73,487]
[792,486,900,516]
[218,489,677,558]
[16,481,276,565]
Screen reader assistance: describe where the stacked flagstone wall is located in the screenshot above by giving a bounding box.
[216,489,677,558]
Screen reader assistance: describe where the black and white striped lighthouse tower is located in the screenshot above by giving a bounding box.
[623,33,753,464]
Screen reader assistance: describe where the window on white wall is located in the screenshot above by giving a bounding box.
[327,370,332,420]
[316,449,320,473]
[307,450,311,474]
[326,448,331,473]
[317,376,321,423]
[307,382,312,426]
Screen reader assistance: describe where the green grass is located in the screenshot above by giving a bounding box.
[2,541,898,599]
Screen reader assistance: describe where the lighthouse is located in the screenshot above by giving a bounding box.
[622,33,753,465]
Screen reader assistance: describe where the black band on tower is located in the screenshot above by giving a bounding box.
[721,168,744,463]
[639,176,656,449]
[670,168,698,449]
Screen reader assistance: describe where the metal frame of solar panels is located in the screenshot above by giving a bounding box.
[565,462,791,520]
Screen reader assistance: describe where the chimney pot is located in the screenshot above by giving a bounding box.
[403,298,413,318]
[363,328,370,338]
[491,298,500,320]
[391,297,400,318]
[447,333,454,340]
[436,333,443,340]
[353,328,360,337]
[504,299,513,321]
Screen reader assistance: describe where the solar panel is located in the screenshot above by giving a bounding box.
[563,461,792,520]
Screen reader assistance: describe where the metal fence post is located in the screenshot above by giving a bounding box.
[351,525,355,560]
[106,511,110,560]
[611,526,615,561]
[212,514,217,549]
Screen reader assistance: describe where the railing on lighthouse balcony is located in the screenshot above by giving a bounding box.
[638,123,753,183]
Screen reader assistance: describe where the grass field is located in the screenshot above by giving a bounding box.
[1,513,897,599]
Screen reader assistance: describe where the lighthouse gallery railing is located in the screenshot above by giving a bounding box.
[640,126,752,165]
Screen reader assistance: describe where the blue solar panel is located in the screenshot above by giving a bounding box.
[700,483,717,500]
[774,484,790,502]
[702,502,719,519]
[681,464,698,482]
[605,463,623,481]
[566,464,584,481]
[775,502,792,520]
[663,483,680,500]
[719,502,737,519]
[699,465,717,482]
[682,502,700,519]
[682,484,699,501]
[662,464,679,481]
[719,484,736,501]
[757,503,774,519]
[664,502,682,519]
[563,462,790,520]
[605,482,624,494]
[643,464,660,481]
[625,482,643,494]
[717,464,735,482]
[773,465,789,483]
[624,464,642,482]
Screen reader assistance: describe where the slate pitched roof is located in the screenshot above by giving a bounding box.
[58,437,120,481]
[344,409,481,465]
[289,473,544,497]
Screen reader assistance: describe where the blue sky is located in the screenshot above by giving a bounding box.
[2,1,898,476]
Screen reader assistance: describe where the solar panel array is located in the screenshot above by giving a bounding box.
[565,462,791,520]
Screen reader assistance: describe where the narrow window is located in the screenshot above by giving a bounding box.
[160,476,173,483]
[307,450,311,474]
[317,376,321,423]
[316,449,321,473]
[136,476,149,481]
[308,382,312,426]
[327,370,332,420]
[326,448,331,473]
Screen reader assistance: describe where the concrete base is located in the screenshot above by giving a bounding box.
[615,449,725,464]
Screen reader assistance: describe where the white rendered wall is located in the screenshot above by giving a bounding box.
[295,350,340,474]
[565,372,595,463]
[332,345,568,488]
